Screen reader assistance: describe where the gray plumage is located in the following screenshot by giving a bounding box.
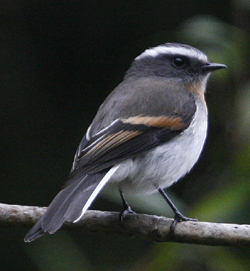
[24,43,226,242]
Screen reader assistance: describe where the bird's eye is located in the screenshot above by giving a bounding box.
[173,57,186,68]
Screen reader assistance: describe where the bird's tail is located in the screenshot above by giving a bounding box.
[24,167,118,242]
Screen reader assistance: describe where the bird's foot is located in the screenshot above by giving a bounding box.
[119,191,136,221]
[170,210,197,232]
[120,206,137,221]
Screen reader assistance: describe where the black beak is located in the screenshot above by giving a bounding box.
[201,62,227,72]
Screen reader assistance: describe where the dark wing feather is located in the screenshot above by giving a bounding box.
[69,110,194,180]
[69,82,197,179]
[25,81,196,242]
[25,115,190,242]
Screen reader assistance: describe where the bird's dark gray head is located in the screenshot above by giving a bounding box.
[124,43,226,86]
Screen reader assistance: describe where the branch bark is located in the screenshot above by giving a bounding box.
[1,203,250,246]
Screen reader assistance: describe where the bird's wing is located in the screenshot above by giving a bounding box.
[24,88,196,242]
[69,112,193,179]
[24,111,194,242]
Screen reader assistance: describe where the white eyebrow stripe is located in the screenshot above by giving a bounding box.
[135,45,208,62]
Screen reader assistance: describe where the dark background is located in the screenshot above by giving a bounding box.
[1,1,250,270]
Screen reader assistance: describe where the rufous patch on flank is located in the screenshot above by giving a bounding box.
[124,115,184,130]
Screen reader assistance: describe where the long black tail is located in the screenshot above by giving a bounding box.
[24,169,112,242]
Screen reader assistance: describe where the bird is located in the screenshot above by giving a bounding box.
[24,42,226,242]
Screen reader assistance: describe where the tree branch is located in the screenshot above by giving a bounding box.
[1,203,250,246]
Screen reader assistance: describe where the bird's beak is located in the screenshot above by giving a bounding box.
[201,62,227,72]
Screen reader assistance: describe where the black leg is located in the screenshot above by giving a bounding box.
[119,191,136,219]
[158,188,197,231]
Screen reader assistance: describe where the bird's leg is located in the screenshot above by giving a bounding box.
[119,191,136,220]
[158,188,197,232]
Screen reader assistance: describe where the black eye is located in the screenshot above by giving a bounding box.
[173,57,186,67]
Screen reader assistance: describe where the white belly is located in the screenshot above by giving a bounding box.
[108,99,208,195]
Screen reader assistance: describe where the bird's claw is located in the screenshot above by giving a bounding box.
[120,206,137,221]
[170,212,197,232]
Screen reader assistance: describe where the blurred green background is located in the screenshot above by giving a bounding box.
[1,0,250,270]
